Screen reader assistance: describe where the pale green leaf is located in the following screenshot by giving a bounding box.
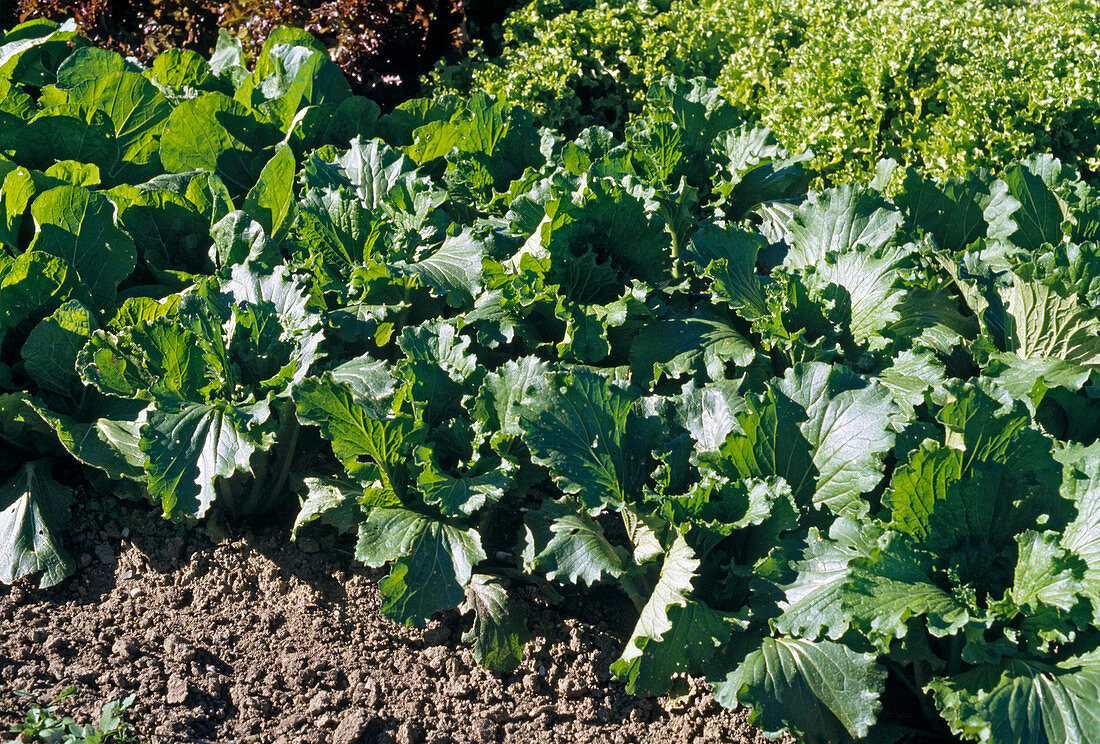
[713,636,885,742]
[140,400,271,519]
[461,574,530,671]
[0,461,74,589]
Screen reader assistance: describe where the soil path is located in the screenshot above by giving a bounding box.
[1,494,788,744]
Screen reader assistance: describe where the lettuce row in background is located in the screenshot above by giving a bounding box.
[3,21,1100,744]
[431,0,1100,184]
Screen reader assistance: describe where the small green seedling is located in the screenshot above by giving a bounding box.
[5,687,140,744]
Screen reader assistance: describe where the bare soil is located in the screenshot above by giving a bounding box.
[0,494,787,744]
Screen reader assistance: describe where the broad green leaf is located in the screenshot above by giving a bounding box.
[1003,277,1100,367]
[520,369,649,512]
[406,119,462,165]
[986,355,1093,403]
[210,210,273,268]
[0,461,74,589]
[207,29,246,84]
[15,106,118,173]
[774,518,882,640]
[522,498,627,586]
[242,144,296,242]
[686,222,769,321]
[214,262,324,382]
[32,402,147,481]
[324,96,382,147]
[878,349,949,417]
[106,296,178,330]
[619,598,745,697]
[716,384,815,509]
[461,574,530,672]
[936,381,1049,473]
[447,94,542,196]
[79,319,208,401]
[884,441,963,540]
[355,507,486,625]
[54,46,139,88]
[719,363,899,517]
[397,321,480,426]
[1010,530,1086,617]
[399,320,479,381]
[629,309,755,386]
[674,379,745,453]
[711,123,811,219]
[61,71,171,180]
[929,650,1100,744]
[844,533,971,649]
[895,168,992,253]
[86,264,319,409]
[293,374,421,495]
[119,189,213,281]
[141,169,233,224]
[787,185,903,270]
[1000,158,1067,251]
[327,353,398,418]
[28,185,136,305]
[462,576,530,673]
[630,120,685,184]
[925,460,1066,565]
[1060,458,1100,621]
[1026,242,1100,307]
[470,356,550,447]
[22,299,97,400]
[555,301,615,364]
[646,77,738,161]
[295,187,388,290]
[807,244,910,348]
[658,475,790,540]
[141,400,271,518]
[1,166,35,247]
[337,137,420,210]
[160,92,277,195]
[251,28,326,80]
[147,48,221,99]
[44,160,100,187]
[415,447,510,518]
[392,229,485,307]
[0,85,34,141]
[0,250,90,352]
[924,384,1064,554]
[612,534,743,696]
[0,19,84,88]
[244,39,350,131]
[889,285,979,355]
[713,636,885,742]
[542,179,672,287]
[980,178,1027,246]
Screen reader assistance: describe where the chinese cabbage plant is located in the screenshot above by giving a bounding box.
[2,21,1100,744]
